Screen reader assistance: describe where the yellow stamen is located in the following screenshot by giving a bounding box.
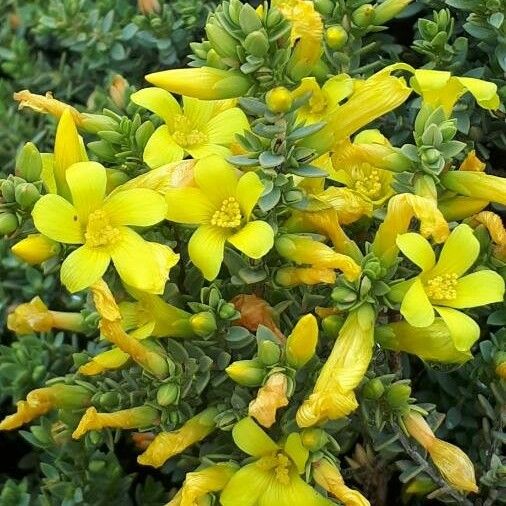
[425,273,458,301]
[172,115,208,147]
[353,168,382,199]
[257,452,292,485]
[211,197,242,228]
[85,210,121,248]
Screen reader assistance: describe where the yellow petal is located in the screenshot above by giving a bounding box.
[206,107,249,145]
[236,171,264,219]
[188,225,228,281]
[194,156,238,206]
[130,87,181,128]
[103,189,167,226]
[182,96,216,127]
[434,306,480,352]
[228,221,274,259]
[146,242,180,295]
[185,143,230,160]
[220,463,270,506]
[455,77,500,110]
[286,314,318,368]
[447,270,505,309]
[322,74,354,105]
[430,224,479,277]
[396,233,436,272]
[109,228,162,293]
[283,433,309,473]
[89,347,129,369]
[60,245,110,293]
[400,278,435,327]
[32,195,83,244]
[165,187,215,224]
[143,125,185,169]
[232,417,278,457]
[66,162,107,223]
[41,153,57,194]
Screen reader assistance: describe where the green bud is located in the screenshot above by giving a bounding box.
[99,392,120,409]
[325,25,348,50]
[258,340,281,366]
[331,286,357,304]
[80,114,118,134]
[314,0,334,15]
[359,276,372,298]
[352,4,375,27]
[373,0,412,26]
[266,8,283,28]
[226,359,266,386]
[52,384,92,409]
[0,213,18,236]
[16,142,42,182]
[190,311,218,337]
[386,383,411,408]
[206,23,238,58]
[301,428,328,451]
[1,180,15,202]
[362,378,385,400]
[243,30,270,57]
[421,148,440,165]
[219,302,237,320]
[156,383,179,406]
[15,183,40,209]
[321,315,345,337]
[238,4,263,34]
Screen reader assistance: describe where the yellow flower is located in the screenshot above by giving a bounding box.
[72,406,158,439]
[390,224,505,351]
[441,170,506,206]
[403,411,478,493]
[145,67,253,100]
[131,88,249,168]
[291,75,353,124]
[249,373,289,428]
[276,266,336,287]
[11,234,60,265]
[410,69,500,116]
[375,319,472,363]
[371,193,449,268]
[137,408,218,468]
[468,211,506,261]
[0,384,90,431]
[165,156,274,280]
[275,234,361,282]
[297,305,375,427]
[285,314,318,368]
[313,459,370,506]
[220,417,333,506]
[459,150,486,172]
[168,463,237,506]
[7,296,85,335]
[32,161,176,293]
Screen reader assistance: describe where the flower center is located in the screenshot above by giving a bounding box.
[211,197,242,228]
[425,273,458,301]
[257,452,292,485]
[85,210,121,248]
[172,114,207,147]
[354,168,382,199]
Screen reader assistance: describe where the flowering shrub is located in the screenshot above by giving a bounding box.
[1,0,505,504]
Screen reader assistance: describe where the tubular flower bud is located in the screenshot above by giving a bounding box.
[11,234,60,265]
[265,87,293,113]
[276,234,361,281]
[168,463,237,506]
[297,305,375,427]
[0,384,91,431]
[468,211,506,261]
[91,280,169,379]
[145,67,253,100]
[7,297,85,335]
[403,411,478,493]
[375,319,472,364]
[313,459,371,506]
[72,406,158,439]
[371,193,449,267]
[232,294,284,342]
[441,171,506,206]
[373,0,412,25]
[226,359,266,387]
[248,373,289,428]
[137,408,218,468]
[326,25,348,49]
[109,74,129,108]
[438,196,489,222]
[285,314,318,368]
[459,150,486,172]
[276,266,336,287]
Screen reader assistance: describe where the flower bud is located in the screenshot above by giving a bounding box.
[321,315,345,337]
[286,314,318,369]
[494,351,506,379]
[109,75,129,109]
[190,311,217,338]
[385,383,411,408]
[226,359,266,386]
[276,266,336,287]
[362,378,385,400]
[373,0,412,25]
[258,340,281,366]
[1,180,15,202]
[11,234,60,265]
[156,383,179,406]
[301,428,328,451]
[0,213,18,236]
[441,171,506,206]
[331,286,357,304]
[218,303,237,320]
[79,113,118,134]
[421,147,440,165]
[14,182,40,209]
[325,25,348,50]
[314,0,334,15]
[243,30,269,57]
[15,142,42,182]
[265,87,293,113]
[352,4,375,27]
[138,0,161,14]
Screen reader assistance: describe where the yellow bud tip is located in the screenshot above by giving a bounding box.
[325,25,348,49]
[286,314,319,368]
[11,234,60,265]
[265,87,293,113]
